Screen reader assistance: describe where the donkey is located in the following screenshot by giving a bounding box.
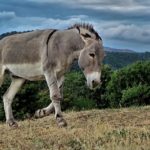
[0,23,104,127]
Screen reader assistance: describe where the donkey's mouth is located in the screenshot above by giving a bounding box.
[92,80,100,88]
[86,72,101,90]
[87,80,101,90]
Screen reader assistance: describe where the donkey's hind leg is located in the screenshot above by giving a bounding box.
[3,77,25,127]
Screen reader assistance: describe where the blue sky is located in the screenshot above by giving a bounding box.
[0,0,150,52]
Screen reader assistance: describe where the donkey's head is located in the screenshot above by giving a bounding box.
[71,23,104,89]
[78,41,104,89]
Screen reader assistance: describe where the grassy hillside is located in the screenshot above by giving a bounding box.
[0,106,149,150]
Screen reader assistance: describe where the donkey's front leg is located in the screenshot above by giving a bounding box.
[45,72,67,127]
[34,76,64,119]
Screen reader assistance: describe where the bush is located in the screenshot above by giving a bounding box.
[105,61,150,107]
[71,98,96,110]
[121,84,150,107]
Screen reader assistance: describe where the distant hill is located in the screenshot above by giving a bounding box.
[0,31,150,70]
[0,31,32,40]
[104,51,150,69]
[104,47,135,53]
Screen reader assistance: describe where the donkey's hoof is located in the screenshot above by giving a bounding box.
[34,109,45,118]
[34,109,41,118]
[7,121,18,128]
[56,118,67,127]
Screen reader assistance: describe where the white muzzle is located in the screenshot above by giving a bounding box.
[86,72,101,89]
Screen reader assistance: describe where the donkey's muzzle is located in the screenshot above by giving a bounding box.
[86,72,101,90]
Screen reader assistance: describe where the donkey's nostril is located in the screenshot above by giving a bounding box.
[92,80,100,88]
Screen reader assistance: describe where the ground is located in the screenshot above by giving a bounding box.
[0,106,150,150]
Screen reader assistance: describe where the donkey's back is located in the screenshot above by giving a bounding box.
[0,29,54,83]
[0,30,54,64]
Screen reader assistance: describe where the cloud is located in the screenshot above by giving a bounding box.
[99,23,150,44]
[27,0,137,5]
[0,0,150,52]
[0,10,149,48]
[27,0,150,8]
[68,17,150,45]
[26,0,150,21]
[0,11,16,19]
[0,13,88,34]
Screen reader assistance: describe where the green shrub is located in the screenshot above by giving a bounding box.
[0,104,5,121]
[121,84,150,107]
[105,61,150,107]
[71,98,96,110]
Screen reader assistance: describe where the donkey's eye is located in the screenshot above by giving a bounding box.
[89,53,95,58]
[81,33,91,38]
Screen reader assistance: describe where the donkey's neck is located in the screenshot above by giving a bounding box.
[68,29,85,60]
[72,50,82,60]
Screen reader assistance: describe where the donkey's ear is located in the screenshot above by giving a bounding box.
[81,33,91,38]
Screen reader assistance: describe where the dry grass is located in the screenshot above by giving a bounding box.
[0,106,150,150]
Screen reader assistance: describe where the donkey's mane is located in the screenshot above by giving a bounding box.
[68,23,102,40]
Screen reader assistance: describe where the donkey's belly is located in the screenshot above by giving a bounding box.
[5,63,44,81]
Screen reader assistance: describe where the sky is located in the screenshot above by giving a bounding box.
[0,0,150,52]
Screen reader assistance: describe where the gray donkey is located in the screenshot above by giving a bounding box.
[0,23,104,127]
